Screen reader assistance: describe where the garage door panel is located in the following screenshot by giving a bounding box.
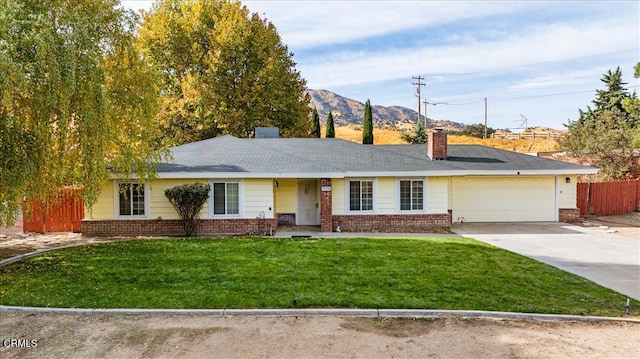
[453,177,555,222]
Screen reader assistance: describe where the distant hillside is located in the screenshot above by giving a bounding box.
[308,89,465,132]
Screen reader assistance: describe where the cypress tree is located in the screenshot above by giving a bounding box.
[326,111,335,138]
[311,107,321,138]
[363,99,374,144]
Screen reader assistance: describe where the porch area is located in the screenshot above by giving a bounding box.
[274,177,450,233]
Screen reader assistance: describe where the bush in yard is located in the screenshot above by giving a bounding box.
[164,183,210,236]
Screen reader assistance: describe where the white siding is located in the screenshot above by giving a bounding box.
[243,179,274,219]
[376,177,395,214]
[85,180,114,219]
[151,179,209,219]
[86,179,211,220]
[557,175,578,209]
[332,178,345,215]
[452,176,556,222]
[447,177,452,210]
[427,177,448,213]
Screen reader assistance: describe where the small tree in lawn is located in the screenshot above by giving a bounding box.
[363,99,374,144]
[326,111,335,138]
[311,107,321,138]
[165,183,211,237]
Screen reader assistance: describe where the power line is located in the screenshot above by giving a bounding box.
[457,48,639,76]
[491,85,640,102]
[427,99,483,106]
[510,48,639,68]
[425,85,640,104]
[490,89,596,102]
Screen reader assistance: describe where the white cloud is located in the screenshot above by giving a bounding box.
[297,15,638,89]
[244,1,536,49]
[508,67,611,91]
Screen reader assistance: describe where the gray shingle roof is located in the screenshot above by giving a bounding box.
[155,135,597,177]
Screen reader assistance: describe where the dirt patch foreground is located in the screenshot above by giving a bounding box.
[1,314,638,358]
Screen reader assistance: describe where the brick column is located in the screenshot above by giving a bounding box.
[559,208,580,223]
[320,178,333,232]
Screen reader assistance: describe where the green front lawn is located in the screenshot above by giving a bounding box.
[1,237,637,316]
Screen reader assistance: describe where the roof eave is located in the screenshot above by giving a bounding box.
[111,167,598,179]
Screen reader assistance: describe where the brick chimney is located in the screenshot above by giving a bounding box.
[428,128,447,160]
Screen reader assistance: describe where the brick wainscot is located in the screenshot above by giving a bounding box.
[82,218,278,237]
[332,213,451,232]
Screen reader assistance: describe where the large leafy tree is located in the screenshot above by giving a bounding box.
[138,0,310,144]
[0,0,163,226]
[560,67,640,180]
[362,99,374,144]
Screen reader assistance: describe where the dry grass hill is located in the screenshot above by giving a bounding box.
[326,125,560,153]
[309,89,561,153]
[308,89,464,132]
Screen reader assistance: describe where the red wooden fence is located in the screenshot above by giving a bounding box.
[576,179,640,216]
[23,190,84,233]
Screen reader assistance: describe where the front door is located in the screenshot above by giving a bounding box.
[297,180,319,225]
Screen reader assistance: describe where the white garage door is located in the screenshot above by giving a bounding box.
[452,176,556,222]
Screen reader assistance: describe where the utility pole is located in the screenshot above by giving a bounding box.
[412,75,425,126]
[484,97,488,139]
[423,99,428,128]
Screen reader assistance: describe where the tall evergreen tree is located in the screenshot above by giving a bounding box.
[362,99,374,144]
[311,107,321,138]
[326,111,335,138]
[560,67,640,180]
[591,67,628,115]
[622,62,640,119]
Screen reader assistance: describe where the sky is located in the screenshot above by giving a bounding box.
[122,0,640,131]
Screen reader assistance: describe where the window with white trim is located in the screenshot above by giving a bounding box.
[399,180,424,211]
[212,182,239,215]
[349,180,373,211]
[118,183,146,216]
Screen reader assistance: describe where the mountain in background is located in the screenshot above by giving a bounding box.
[307,89,465,131]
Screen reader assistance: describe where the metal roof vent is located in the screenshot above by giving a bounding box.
[255,127,280,138]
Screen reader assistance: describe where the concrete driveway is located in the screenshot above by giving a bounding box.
[452,222,640,300]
